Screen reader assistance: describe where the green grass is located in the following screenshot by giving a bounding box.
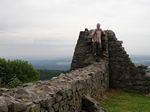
[100,90,150,112]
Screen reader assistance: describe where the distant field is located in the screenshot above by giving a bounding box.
[38,69,67,80]
[30,58,71,70]
[100,90,150,112]
[148,67,150,71]
[131,55,150,66]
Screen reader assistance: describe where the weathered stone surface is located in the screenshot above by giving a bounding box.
[0,60,108,112]
[82,95,106,112]
[71,29,108,70]
[28,104,40,112]
[0,97,8,112]
[8,101,27,112]
[107,30,150,93]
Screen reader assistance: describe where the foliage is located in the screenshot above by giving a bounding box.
[8,76,22,88]
[38,69,67,80]
[0,58,40,87]
[0,78,2,87]
[100,90,150,112]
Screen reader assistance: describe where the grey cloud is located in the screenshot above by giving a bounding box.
[0,0,150,59]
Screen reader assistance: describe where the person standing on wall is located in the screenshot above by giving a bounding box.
[91,23,105,57]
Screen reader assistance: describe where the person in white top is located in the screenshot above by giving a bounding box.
[91,23,104,56]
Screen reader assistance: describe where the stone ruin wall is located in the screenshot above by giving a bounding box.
[0,60,109,112]
[71,29,150,93]
[107,30,150,93]
[71,29,108,70]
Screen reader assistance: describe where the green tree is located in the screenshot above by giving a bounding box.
[0,58,40,87]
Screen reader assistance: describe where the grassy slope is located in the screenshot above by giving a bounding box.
[100,90,150,112]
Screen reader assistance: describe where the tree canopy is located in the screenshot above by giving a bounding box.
[0,58,40,88]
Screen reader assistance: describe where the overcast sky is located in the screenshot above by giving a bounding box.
[0,0,150,60]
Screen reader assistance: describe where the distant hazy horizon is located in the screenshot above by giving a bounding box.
[1,54,150,61]
[0,0,150,59]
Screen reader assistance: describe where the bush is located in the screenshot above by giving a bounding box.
[8,76,22,88]
[0,78,2,87]
[0,58,40,87]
